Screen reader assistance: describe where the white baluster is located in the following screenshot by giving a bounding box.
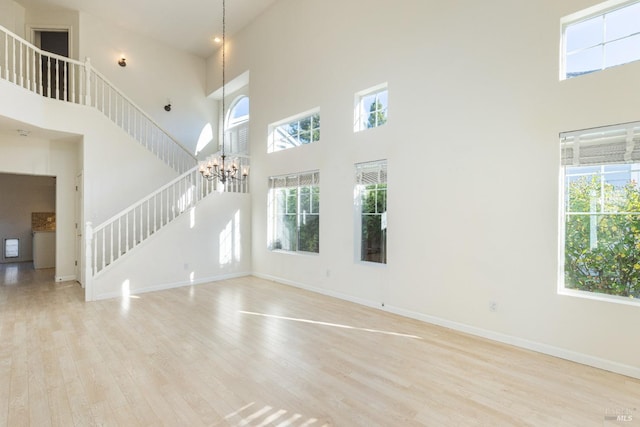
[107,223,112,265]
[118,217,122,260]
[133,208,137,246]
[70,64,75,103]
[125,212,130,252]
[84,57,92,106]
[11,37,16,83]
[101,228,105,271]
[3,34,7,80]
[147,199,151,236]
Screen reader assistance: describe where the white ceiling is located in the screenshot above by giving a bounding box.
[14,0,277,58]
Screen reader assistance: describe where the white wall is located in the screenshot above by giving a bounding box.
[78,12,216,157]
[0,0,25,37]
[214,0,640,377]
[92,192,251,300]
[0,173,56,264]
[23,6,79,59]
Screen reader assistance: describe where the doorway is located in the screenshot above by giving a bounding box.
[33,30,69,100]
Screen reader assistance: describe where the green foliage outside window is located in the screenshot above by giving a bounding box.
[367,99,387,129]
[272,186,319,253]
[565,175,640,298]
[287,114,320,144]
[361,183,387,263]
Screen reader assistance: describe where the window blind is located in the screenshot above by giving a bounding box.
[355,160,387,185]
[269,171,319,189]
[560,121,640,166]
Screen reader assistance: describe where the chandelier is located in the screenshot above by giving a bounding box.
[199,0,247,185]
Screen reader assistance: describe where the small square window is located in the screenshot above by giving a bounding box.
[354,84,388,132]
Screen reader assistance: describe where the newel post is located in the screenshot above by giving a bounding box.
[85,222,93,301]
[84,57,92,106]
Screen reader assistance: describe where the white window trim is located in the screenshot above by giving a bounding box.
[560,0,640,80]
[268,170,320,254]
[268,107,321,154]
[558,121,640,306]
[354,83,388,132]
[354,160,388,265]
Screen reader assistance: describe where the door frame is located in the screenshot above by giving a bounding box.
[28,25,74,58]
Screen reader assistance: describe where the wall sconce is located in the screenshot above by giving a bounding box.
[118,57,126,67]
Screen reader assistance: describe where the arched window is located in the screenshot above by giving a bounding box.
[224,96,249,154]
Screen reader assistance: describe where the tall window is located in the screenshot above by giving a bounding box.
[225,95,249,154]
[354,84,388,132]
[355,161,387,264]
[268,109,320,153]
[560,122,640,300]
[268,171,320,253]
[562,0,640,79]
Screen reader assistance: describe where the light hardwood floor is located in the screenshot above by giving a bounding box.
[0,262,639,426]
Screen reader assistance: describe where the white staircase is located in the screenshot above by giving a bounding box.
[0,24,195,174]
[0,24,251,287]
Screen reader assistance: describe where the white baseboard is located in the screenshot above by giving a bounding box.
[93,271,251,301]
[55,275,76,282]
[253,273,640,380]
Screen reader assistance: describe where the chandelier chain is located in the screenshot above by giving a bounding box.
[222,0,226,156]
[198,0,247,185]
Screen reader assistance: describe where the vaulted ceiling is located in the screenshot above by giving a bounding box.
[14,0,277,57]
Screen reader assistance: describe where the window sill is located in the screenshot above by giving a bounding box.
[269,249,319,257]
[558,287,639,307]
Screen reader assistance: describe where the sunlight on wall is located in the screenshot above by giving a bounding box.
[121,279,130,311]
[234,210,241,262]
[220,210,242,265]
[195,123,213,156]
[219,218,233,265]
[178,185,195,213]
[190,207,196,229]
[190,271,195,283]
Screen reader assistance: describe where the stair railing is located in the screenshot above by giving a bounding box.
[87,154,249,276]
[0,24,197,174]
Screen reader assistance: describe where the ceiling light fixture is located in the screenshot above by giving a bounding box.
[118,57,127,67]
[200,0,248,186]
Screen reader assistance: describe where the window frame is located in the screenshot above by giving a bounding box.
[268,108,321,154]
[354,160,388,265]
[268,171,320,255]
[561,0,640,79]
[354,83,388,132]
[4,238,19,259]
[559,121,640,305]
[224,95,250,155]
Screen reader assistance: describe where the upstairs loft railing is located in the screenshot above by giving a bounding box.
[88,154,249,276]
[0,24,197,174]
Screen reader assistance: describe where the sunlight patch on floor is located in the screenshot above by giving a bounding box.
[225,402,324,427]
[239,310,423,339]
